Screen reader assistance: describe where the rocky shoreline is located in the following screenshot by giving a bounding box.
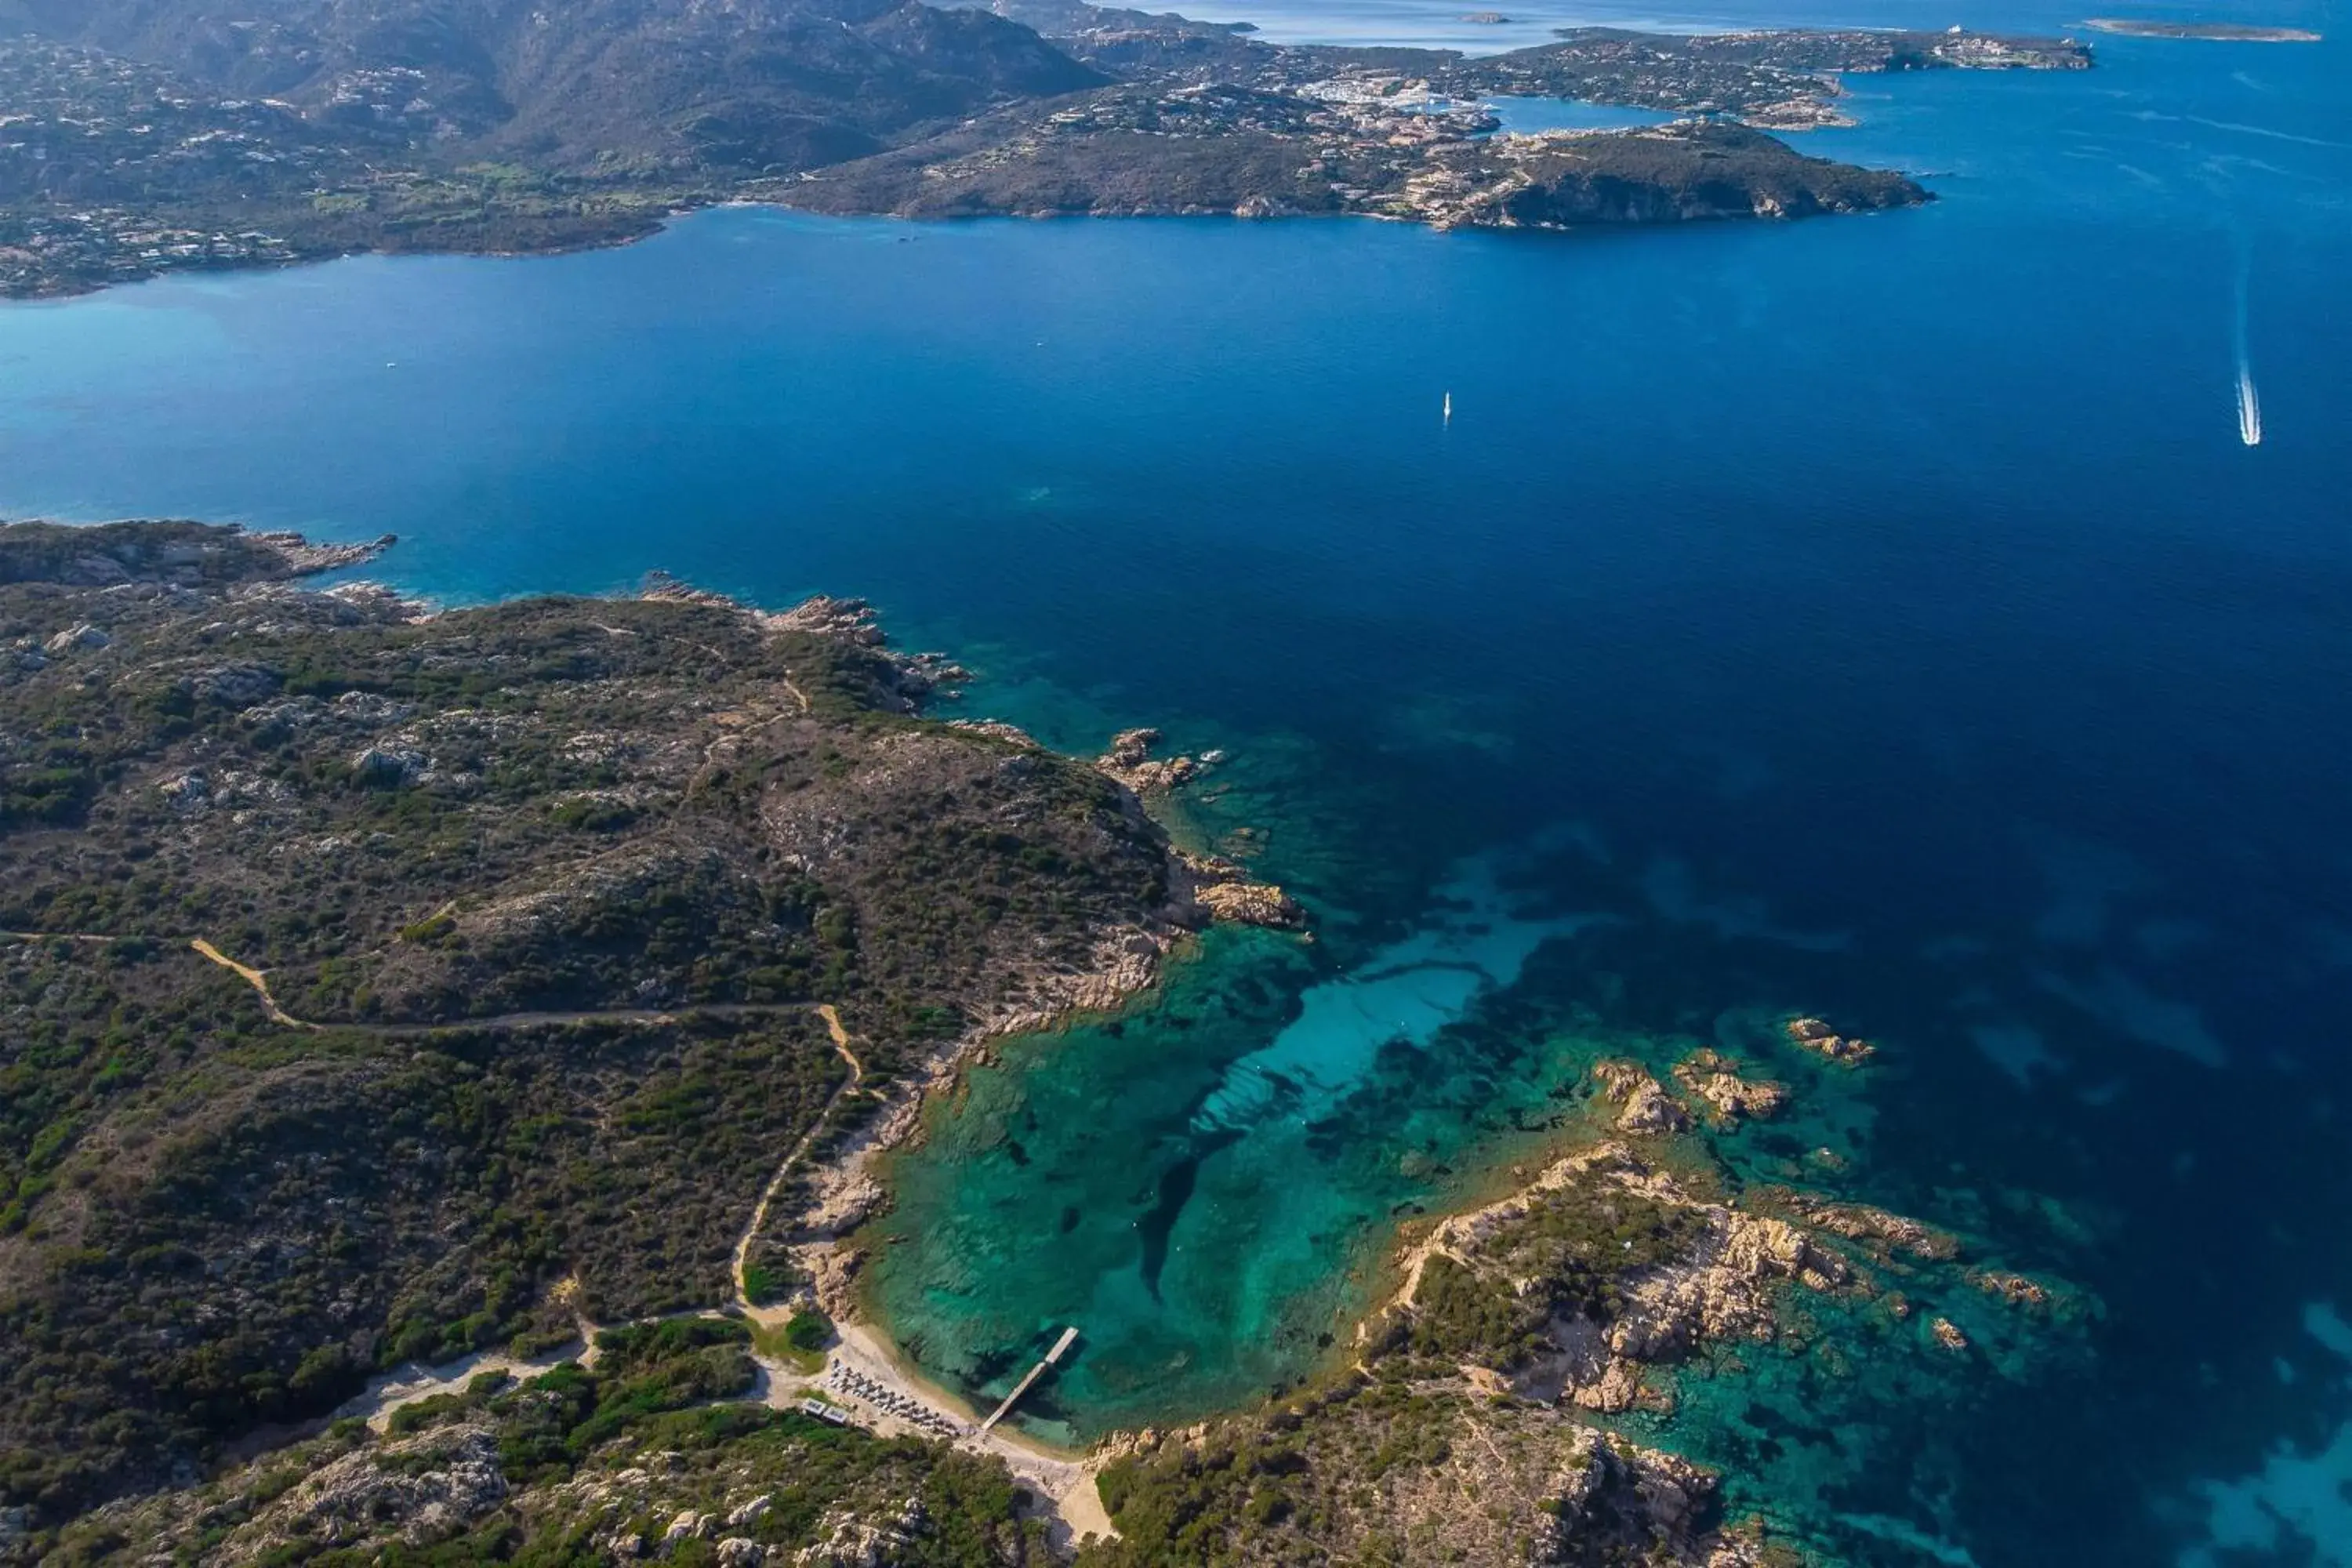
[726,620,2082,1562]
[782,967,2085,1561]
[694,635,1319,1547]
[758,704,1310,1312]
[1135,1016,2085,1563]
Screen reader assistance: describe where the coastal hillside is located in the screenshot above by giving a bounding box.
[0,0,1105,294]
[0,0,1103,171]
[0,520,1245,1550]
[0,0,2080,296]
[789,114,1926,226]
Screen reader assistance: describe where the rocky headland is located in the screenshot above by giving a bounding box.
[1076,1007,2089,1564]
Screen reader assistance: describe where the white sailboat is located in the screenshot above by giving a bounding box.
[1443,390,1453,426]
[2237,365,2262,447]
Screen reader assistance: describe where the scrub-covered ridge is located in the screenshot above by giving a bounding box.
[0,518,1289,1557]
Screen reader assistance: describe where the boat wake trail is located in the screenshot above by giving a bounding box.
[2234,242,2263,447]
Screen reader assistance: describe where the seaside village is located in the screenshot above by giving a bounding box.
[0,212,301,293]
[2,18,2086,292]
[995,18,2085,226]
[0,38,355,293]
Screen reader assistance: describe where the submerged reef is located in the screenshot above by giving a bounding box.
[1073,1001,2093,1565]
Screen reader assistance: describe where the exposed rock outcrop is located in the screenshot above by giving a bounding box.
[43,622,111,654]
[1394,1142,1848,1413]
[945,717,1041,748]
[791,1500,927,1566]
[1594,1059,1693,1134]
[978,927,1172,1036]
[1173,848,1307,930]
[251,530,397,576]
[195,661,284,708]
[1786,1197,1960,1261]
[1536,1426,1728,1563]
[760,593,889,645]
[1604,1166,1848,1361]
[180,1425,508,1559]
[351,743,430,787]
[1095,726,1200,793]
[1784,1014,1877,1064]
[1672,1051,1788,1123]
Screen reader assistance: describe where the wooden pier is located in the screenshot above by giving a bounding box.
[979,1327,1080,1434]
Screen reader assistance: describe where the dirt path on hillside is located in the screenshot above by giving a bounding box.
[731,1003,866,1306]
[189,938,313,1028]
[12,929,817,1036]
[13,927,1120,1544]
[726,1004,1119,1546]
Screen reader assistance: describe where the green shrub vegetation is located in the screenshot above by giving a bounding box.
[0,522,1177,1545]
[1396,1181,1709,1371]
[2,521,1776,1568]
[44,1323,1051,1566]
[784,1308,835,1355]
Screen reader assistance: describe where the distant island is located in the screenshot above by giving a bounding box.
[780,14,2096,227]
[786,118,1929,232]
[2081,17,2321,39]
[0,0,2090,299]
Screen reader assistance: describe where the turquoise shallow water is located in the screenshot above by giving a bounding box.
[3,12,2350,1561]
[866,851,1622,1440]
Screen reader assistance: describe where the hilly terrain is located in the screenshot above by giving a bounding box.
[0,0,2086,295]
[2,0,1102,172]
[0,519,1214,1549]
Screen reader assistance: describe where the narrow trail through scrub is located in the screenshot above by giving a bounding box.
[732,1002,866,1310]
[2,929,821,1036]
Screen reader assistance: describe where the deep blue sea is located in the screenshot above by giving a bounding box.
[3,4,2348,1561]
